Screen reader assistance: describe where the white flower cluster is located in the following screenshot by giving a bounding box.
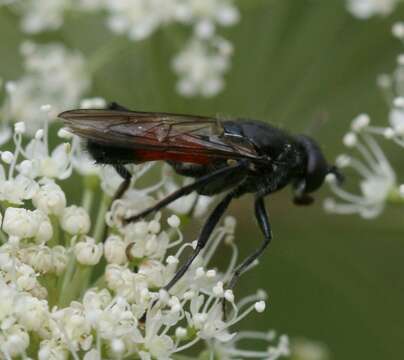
[325,24,404,218]
[2,0,239,98]
[1,41,90,135]
[346,0,400,18]
[0,110,289,359]
[172,36,233,97]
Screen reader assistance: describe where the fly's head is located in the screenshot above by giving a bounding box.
[293,135,343,205]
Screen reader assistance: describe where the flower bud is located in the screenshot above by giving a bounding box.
[32,181,66,215]
[104,235,127,264]
[138,260,166,288]
[175,327,187,339]
[167,215,180,228]
[3,207,39,238]
[2,325,29,357]
[147,219,161,234]
[14,121,26,134]
[24,246,53,274]
[39,340,68,360]
[60,205,91,235]
[111,338,125,354]
[1,151,14,164]
[16,264,37,291]
[74,237,103,265]
[254,300,266,313]
[33,210,53,243]
[52,246,68,275]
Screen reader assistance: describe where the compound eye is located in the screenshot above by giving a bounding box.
[296,135,329,193]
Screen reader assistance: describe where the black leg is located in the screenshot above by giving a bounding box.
[228,196,272,290]
[113,165,132,201]
[125,161,247,223]
[164,191,236,292]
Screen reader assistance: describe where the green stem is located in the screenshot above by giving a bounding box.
[59,257,76,306]
[93,193,111,244]
[0,230,7,243]
[76,194,111,295]
[82,186,94,213]
[49,215,60,247]
[59,263,90,306]
[41,274,58,308]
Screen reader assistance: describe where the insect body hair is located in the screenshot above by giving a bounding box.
[86,140,134,165]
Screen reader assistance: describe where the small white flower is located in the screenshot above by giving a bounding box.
[74,236,103,265]
[14,121,26,134]
[34,210,53,243]
[325,123,395,219]
[255,300,266,313]
[1,324,30,357]
[60,205,91,235]
[38,339,69,360]
[15,293,49,331]
[392,22,404,39]
[33,180,66,216]
[80,97,106,109]
[1,150,14,164]
[3,207,40,238]
[167,214,180,228]
[104,235,128,265]
[0,173,39,204]
[346,0,397,18]
[138,259,171,288]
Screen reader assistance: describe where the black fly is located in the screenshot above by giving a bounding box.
[59,102,343,293]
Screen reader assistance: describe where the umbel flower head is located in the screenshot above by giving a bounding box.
[324,114,399,218]
[0,106,289,359]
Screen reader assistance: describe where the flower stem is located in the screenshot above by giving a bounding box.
[77,194,111,296]
[93,193,111,244]
[61,263,89,305]
[81,186,94,213]
[41,274,58,307]
[49,215,60,247]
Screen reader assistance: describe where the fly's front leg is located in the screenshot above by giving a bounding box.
[125,161,248,224]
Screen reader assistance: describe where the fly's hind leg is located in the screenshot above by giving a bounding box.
[163,190,237,292]
[222,196,272,314]
[113,164,132,202]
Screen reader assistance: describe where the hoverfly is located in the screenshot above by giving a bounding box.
[59,102,343,292]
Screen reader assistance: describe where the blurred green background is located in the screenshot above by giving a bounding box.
[1,1,404,359]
